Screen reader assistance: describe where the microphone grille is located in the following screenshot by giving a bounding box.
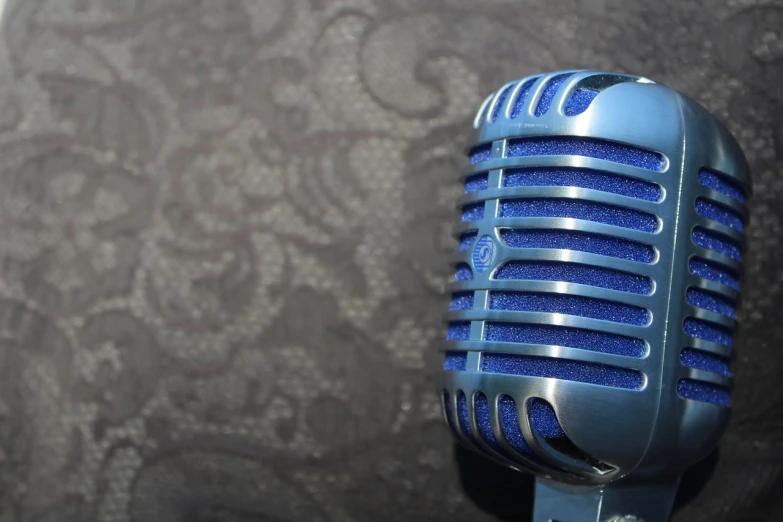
[440,70,750,480]
[679,167,748,407]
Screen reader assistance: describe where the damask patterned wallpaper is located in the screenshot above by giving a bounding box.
[0,1,780,521]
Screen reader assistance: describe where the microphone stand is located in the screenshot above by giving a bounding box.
[533,475,681,522]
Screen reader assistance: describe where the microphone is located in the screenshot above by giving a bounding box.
[438,70,750,522]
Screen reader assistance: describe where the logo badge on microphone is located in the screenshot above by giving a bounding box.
[472,235,497,273]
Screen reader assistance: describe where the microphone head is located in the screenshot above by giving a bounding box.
[438,70,750,495]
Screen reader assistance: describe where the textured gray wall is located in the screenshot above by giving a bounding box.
[0,1,781,520]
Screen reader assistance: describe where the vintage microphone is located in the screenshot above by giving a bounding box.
[438,70,750,522]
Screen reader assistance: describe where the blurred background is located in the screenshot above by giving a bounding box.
[0,0,781,521]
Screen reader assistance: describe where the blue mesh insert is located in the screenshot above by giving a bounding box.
[459,232,478,252]
[498,395,536,456]
[683,318,733,347]
[455,263,473,281]
[461,202,485,222]
[499,198,658,232]
[450,292,475,311]
[565,89,600,116]
[528,398,566,439]
[484,323,645,357]
[470,144,492,164]
[681,348,731,377]
[534,73,573,116]
[443,351,468,371]
[491,83,516,122]
[465,173,489,193]
[677,379,730,407]
[443,391,458,433]
[489,291,650,326]
[506,137,665,172]
[699,169,746,204]
[500,229,655,263]
[686,288,737,319]
[510,79,538,119]
[457,391,474,438]
[474,393,502,452]
[503,167,662,201]
[689,258,740,290]
[482,353,644,389]
[495,260,653,295]
[696,198,745,232]
[692,227,742,261]
[447,321,471,340]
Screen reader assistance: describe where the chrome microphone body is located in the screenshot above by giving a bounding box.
[438,71,750,522]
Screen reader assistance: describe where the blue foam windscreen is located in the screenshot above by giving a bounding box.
[447,322,471,341]
[474,392,503,452]
[499,229,655,263]
[535,74,573,116]
[457,391,474,439]
[683,168,743,400]
[528,398,566,439]
[443,392,458,433]
[680,348,731,376]
[461,202,485,222]
[677,169,745,406]
[499,198,658,232]
[455,263,473,281]
[495,260,653,295]
[450,292,475,311]
[689,258,739,290]
[506,137,665,171]
[483,323,645,357]
[686,288,737,319]
[681,165,744,407]
[498,395,537,456]
[482,354,643,389]
[503,167,662,201]
[699,168,747,203]
[488,291,650,326]
[677,379,730,407]
[683,318,733,347]
[692,227,742,261]
[510,79,538,119]
[696,198,745,232]
[465,173,489,193]
[443,351,467,371]
[491,83,516,122]
[474,395,567,456]
[470,144,492,164]
[450,391,615,471]
[565,89,600,116]
[463,132,663,405]
[459,232,478,252]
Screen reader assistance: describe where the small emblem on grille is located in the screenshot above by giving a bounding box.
[472,235,497,273]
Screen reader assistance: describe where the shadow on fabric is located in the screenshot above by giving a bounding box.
[454,444,534,522]
[673,449,720,513]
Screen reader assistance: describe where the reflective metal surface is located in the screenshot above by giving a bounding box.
[437,70,751,521]
[534,475,679,522]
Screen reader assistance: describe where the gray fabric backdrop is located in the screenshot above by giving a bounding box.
[0,0,781,520]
